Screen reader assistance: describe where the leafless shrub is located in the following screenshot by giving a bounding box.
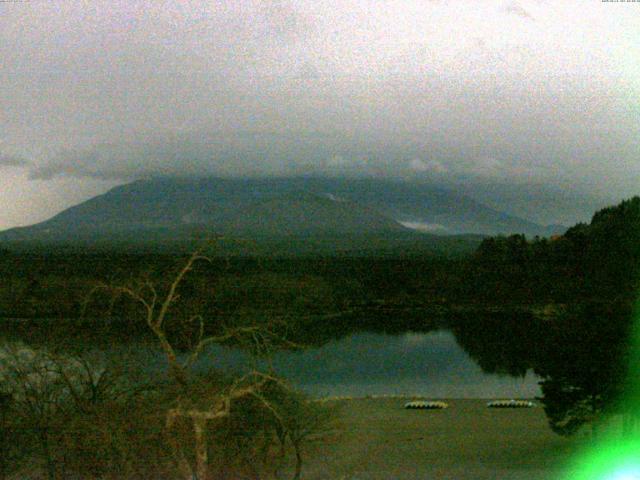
[0,344,140,479]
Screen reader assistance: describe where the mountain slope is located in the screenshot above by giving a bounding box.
[0,176,562,252]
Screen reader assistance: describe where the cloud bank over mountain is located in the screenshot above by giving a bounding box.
[0,0,638,228]
[24,129,579,185]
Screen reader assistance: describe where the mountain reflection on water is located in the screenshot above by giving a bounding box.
[195,330,540,398]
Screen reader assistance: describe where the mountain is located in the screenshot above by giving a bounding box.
[439,178,616,227]
[0,176,563,253]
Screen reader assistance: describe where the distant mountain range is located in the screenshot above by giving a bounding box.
[0,176,565,254]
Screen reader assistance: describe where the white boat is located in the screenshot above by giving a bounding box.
[404,400,449,410]
[486,399,535,408]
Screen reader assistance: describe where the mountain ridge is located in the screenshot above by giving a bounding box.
[0,176,564,253]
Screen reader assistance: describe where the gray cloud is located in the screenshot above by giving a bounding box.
[0,152,29,167]
[23,125,594,187]
[26,131,413,181]
[504,2,535,20]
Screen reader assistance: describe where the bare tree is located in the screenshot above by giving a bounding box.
[87,247,323,480]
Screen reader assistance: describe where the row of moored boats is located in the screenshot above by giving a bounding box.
[404,399,535,410]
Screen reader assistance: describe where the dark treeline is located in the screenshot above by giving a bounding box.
[468,196,640,305]
[2,198,639,322]
[0,249,467,321]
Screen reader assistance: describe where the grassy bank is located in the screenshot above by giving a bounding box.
[302,398,584,480]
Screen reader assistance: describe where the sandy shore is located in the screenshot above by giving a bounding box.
[301,398,585,480]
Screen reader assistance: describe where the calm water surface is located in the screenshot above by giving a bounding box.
[1,327,540,399]
[197,330,540,399]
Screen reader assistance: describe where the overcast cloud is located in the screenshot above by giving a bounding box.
[0,0,638,228]
[0,151,29,168]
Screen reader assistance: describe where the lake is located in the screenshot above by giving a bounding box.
[195,329,540,399]
[0,322,540,399]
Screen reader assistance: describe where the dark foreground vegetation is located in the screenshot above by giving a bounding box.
[0,250,338,480]
[1,196,639,478]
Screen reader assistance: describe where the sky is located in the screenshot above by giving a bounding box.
[0,0,638,229]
